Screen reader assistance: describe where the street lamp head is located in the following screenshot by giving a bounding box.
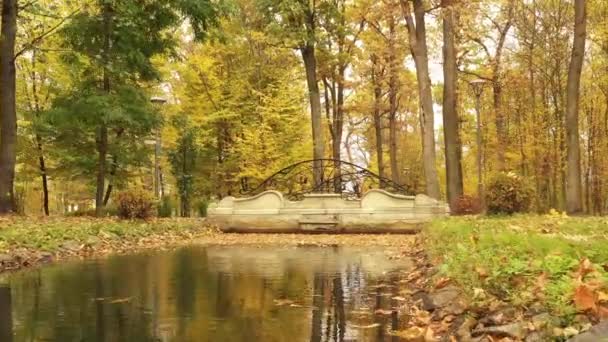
[150,96,167,104]
[469,79,487,97]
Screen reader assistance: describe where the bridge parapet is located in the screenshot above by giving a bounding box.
[208,189,448,233]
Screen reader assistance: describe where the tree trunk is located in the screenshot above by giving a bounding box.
[401,0,441,199]
[565,0,586,214]
[0,0,18,214]
[442,3,464,209]
[96,125,108,216]
[96,1,113,216]
[371,55,385,185]
[35,134,50,215]
[103,129,124,205]
[102,155,117,206]
[301,44,325,189]
[30,50,50,216]
[388,14,400,186]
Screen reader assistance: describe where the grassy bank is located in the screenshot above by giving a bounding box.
[0,217,214,273]
[425,214,608,323]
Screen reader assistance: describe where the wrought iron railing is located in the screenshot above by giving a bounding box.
[239,159,412,200]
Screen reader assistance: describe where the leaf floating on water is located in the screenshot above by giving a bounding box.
[374,309,393,316]
[273,299,295,306]
[392,326,426,340]
[351,323,381,329]
[109,297,132,304]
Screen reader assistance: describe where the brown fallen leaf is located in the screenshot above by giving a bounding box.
[475,266,488,278]
[392,326,426,341]
[434,277,451,289]
[573,284,596,312]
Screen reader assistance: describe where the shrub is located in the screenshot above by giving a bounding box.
[196,199,208,217]
[158,196,173,218]
[452,195,482,215]
[116,189,155,220]
[486,172,534,214]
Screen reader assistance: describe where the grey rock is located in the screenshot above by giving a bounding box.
[60,240,81,252]
[430,285,462,307]
[530,312,558,330]
[85,236,101,247]
[0,253,11,263]
[525,331,548,342]
[480,307,517,326]
[38,252,53,263]
[568,321,608,342]
[472,322,526,340]
[412,291,436,311]
[456,317,477,341]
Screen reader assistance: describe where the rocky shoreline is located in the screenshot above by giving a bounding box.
[394,237,607,342]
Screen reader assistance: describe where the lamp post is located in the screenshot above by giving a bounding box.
[151,97,167,200]
[469,79,486,208]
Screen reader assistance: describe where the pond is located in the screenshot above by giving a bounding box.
[1,245,416,342]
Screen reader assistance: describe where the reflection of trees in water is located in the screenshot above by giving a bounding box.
[0,286,12,342]
[8,247,405,341]
[309,266,404,342]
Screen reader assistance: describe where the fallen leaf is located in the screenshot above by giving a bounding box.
[374,309,393,316]
[109,297,132,304]
[475,266,488,278]
[434,277,451,289]
[573,284,596,312]
[352,323,381,329]
[273,299,295,306]
[392,326,426,341]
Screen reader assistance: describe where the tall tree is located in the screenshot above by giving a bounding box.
[442,0,464,208]
[260,0,326,187]
[401,0,441,199]
[53,0,218,216]
[0,0,18,214]
[565,0,586,214]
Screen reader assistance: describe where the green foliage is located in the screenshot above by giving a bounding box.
[169,115,199,217]
[43,84,158,183]
[451,195,482,215]
[116,189,156,220]
[60,0,219,81]
[426,216,608,319]
[485,173,534,214]
[196,199,208,217]
[158,196,174,218]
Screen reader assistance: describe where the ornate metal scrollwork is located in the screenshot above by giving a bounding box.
[239,159,412,200]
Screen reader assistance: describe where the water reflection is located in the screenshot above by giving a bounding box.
[0,285,12,342]
[7,245,413,341]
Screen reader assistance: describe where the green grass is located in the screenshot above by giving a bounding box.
[425,214,608,318]
[0,217,208,253]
